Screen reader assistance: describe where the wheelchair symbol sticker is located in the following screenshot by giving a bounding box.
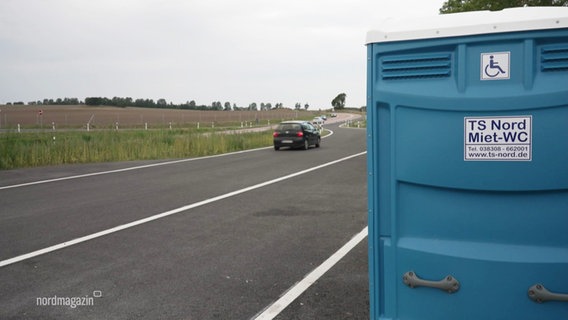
[481,52,510,80]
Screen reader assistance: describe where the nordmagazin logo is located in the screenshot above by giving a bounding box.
[36,291,102,309]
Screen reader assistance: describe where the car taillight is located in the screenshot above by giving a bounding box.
[273,132,279,137]
[297,131,304,137]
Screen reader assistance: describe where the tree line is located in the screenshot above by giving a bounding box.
[85,97,298,111]
[6,97,305,111]
[9,98,81,106]
[6,92,351,110]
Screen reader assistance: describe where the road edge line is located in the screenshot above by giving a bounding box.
[251,226,369,320]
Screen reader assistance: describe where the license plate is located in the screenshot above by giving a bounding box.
[282,140,293,143]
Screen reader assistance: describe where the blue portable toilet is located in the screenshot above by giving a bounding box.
[366,7,568,319]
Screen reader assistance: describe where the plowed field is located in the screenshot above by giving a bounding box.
[0,105,311,129]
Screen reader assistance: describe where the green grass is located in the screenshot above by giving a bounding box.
[0,129,273,170]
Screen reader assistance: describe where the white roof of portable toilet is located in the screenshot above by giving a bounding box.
[366,7,568,44]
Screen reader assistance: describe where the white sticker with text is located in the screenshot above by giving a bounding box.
[464,116,532,161]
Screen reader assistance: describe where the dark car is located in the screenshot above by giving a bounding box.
[273,121,321,151]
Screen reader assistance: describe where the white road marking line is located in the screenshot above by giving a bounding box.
[252,227,368,320]
[0,148,267,191]
[0,151,366,268]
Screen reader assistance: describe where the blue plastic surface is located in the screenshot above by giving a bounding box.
[367,25,568,319]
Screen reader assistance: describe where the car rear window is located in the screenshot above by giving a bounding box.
[277,124,302,131]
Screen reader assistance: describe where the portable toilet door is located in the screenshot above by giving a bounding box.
[366,7,568,320]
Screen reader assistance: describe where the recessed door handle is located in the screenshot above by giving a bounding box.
[403,271,460,294]
[528,284,568,303]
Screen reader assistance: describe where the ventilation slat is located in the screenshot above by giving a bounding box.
[381,53,452,80]
[541,44,568,72]
[382,60,451,71]
[382,69,451,80]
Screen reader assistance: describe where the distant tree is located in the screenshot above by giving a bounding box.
[294,103,301,110]
[248,103,258,111]
[133,98,155,108]
[60,97,79,105]
[331,93,346,110]
[224,102,232,111]
[210,101,222,110]
[157,98,168,107]
[85,97,105,106]
[304,103,309,110]
[440,0,567,13]
[265,102,273,110]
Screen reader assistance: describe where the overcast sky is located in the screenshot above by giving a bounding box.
[0,0,445,109]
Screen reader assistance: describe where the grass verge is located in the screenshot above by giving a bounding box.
[0,129,273,170]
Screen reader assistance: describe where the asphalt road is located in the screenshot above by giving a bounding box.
[0,120,369,319]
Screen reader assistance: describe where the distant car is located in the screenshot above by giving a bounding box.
[320,115,327,121]
[330,113,337,117]
[312,117,324,126]
[273,121,321,151]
